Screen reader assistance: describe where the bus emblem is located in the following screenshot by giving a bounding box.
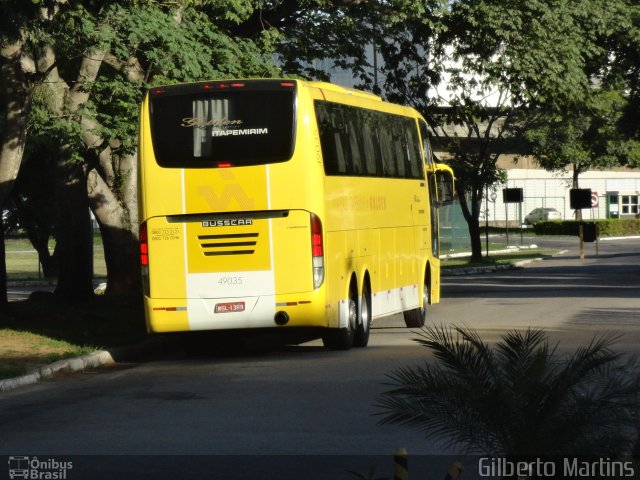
[202,219,253,227]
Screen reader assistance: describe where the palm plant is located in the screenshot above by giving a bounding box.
[376,325,640,457]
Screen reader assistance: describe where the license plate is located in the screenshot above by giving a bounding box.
[214,301,245,313]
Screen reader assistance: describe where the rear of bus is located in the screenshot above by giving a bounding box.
[138,80,326,335]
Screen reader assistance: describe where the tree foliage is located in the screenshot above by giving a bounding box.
[525,88,640,188]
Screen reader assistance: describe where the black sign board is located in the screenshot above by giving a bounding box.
[502,188,523,203]
[570,188,592,209]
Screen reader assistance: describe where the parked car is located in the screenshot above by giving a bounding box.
[524,207,562,224]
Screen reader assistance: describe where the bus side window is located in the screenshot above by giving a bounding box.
[348,120,364,175]
[316,100,426,180]
[405,121,422,178]
[316,102,350,175]
[378,127,395,177]
[316,104,338,175]
[391,118,406,178]
[419,120,434,167]
[362,111,382,176]
[333,130,348,174]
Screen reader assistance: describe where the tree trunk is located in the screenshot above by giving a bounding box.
[0,43,35,307]
[88,163,141,295]
[53,156,94,301]
[460,200,484,262]
[0,43,32,208]
[98,224,141,295]
[0,219,7,312]
[458,179,485,262]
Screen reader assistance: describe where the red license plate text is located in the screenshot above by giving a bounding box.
[215,301,245,313]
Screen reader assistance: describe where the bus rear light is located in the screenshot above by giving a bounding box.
[140,222,150,296]
[199,83,244,90]
[310,213,325,289]
[280,82,295,87]
[140,222,149,266]
[217,162,233,168]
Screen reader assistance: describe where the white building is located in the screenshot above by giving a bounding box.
[486,160,640,225]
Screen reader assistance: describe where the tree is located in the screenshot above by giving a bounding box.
[376,325,640,457]
[525,87,640,189]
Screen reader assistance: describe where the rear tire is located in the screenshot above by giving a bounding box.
[323,284,357,350]
[353,282,371,347]
[403,274,429,328]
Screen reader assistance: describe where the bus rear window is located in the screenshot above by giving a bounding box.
[149,85,296,168]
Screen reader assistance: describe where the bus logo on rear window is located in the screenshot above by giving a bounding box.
[202,219,253,227]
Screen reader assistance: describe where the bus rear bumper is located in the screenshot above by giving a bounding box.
[144,291,327,333]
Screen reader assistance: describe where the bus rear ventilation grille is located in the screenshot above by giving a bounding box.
[198,233,258,256]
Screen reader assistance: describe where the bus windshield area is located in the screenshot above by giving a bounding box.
[149,84,296,168]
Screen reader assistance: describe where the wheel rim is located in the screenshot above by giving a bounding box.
[421,281,429,319]
[360,291,370,334]
[348,297,358,332]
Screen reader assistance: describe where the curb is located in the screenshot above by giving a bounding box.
[441,249,569,277]
[441,246,534,276]
[0,335,178,393]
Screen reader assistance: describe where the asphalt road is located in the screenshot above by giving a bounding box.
[1,236,638,480]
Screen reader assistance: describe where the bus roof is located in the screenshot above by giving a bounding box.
[305,81,382,102]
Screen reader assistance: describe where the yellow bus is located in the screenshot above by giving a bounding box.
[138,79,454,350]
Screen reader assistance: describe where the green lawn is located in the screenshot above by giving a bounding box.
[0,329,94,379]
[5,235,107,281]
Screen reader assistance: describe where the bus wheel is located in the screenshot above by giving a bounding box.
[353,282,371,347]
[323,286,357,350]
[403,274,429,328]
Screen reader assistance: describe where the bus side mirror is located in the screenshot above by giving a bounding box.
[435,168,455,207]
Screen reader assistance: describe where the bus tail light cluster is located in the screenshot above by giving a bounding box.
[140,222,150,296]
[310,213,325,289]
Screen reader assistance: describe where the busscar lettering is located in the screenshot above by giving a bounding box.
[202,219,253,227]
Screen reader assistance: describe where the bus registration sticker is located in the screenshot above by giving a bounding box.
[215,301,245,313]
